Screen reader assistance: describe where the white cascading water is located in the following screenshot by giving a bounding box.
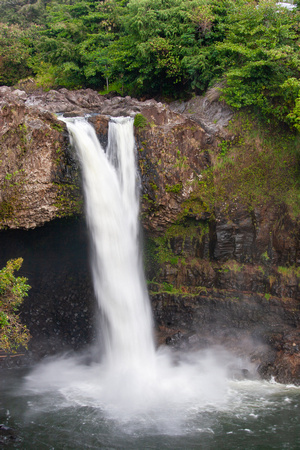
[24,115,245,431]
[63,116,155,373]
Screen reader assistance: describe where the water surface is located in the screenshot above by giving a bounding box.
[1,362,299,449]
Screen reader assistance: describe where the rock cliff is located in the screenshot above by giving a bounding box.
[0,86,299,384]
[0,87,82,228]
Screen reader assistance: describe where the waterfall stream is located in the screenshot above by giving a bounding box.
[48,116,232,417]
[63,116,155,373]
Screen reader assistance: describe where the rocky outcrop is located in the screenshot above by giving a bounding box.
[0,86,299,384]
[170,90,233,138]
[0,86,212,229]
[0,88,81,228]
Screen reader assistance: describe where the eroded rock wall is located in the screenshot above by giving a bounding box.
[132,95,300,384]
[0,88,82,228]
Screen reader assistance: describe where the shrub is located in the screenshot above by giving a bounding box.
[0,258,31,353]
[134,113,148,129]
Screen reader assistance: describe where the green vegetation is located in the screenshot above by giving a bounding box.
[148,280,209,296]
[277,265,300,280]
[217,1,300,128]
[0,200,14,221]
[145,221,209,281]
[165,183,182,194]
[0,0,299,130]
[133,113,148,129]
[54,183,83,217]
[0,258,31,353]
[222,260,244,273]
[0,23,36,86]
[51,122,64,133]
[184,112,300,220]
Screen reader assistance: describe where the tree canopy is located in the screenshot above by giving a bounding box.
[0,0,299,130]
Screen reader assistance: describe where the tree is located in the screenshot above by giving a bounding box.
[0,258,31,353]
[0,0,48,27]
[0,23,35,86]
[215,0,300,127]
[0,0,299,129]
[111,0,208,96]
[108,0,247,96]
[32,0,123,89]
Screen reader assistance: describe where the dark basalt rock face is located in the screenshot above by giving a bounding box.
[152,290,300,383]
[0,218,96,367]
[0,86,299,384]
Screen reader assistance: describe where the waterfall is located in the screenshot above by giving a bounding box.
[27,114,233,423]
[63,116,155,372]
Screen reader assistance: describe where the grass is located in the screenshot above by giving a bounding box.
[186,111,300,220]
[222,260,244,273]
[277,266,300,280]
[165,183,182,194]
[134,114,148,129]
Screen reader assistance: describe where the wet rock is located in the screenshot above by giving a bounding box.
[213,206,256,263]
[166,331,185,348]
[257,329,300,385]
[0,424,16,445]
[229,368,254,381]
[88,115,109,148]
[165,331,203,350]
[169,90,233,139]
[153,291,300,384]
[0,96,81,229]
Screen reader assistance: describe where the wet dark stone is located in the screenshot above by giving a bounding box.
[0,217,97,366]
[166,331,184,348]
[0,424,16,444]
[165,331,202,350]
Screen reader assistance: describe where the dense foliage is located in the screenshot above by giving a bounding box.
[0,0,299,130]
[0,258,31,353]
